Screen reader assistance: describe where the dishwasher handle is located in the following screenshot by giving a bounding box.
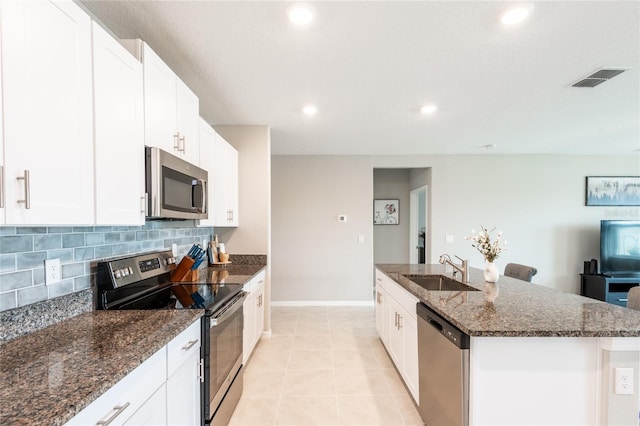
[417,302,470,349]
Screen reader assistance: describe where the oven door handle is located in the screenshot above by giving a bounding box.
[210,291,247,327]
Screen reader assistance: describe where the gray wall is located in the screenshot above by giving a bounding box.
[271,156,373,303]
[272,154,639,302]
[0,222,213,312]
[373,169,410,264]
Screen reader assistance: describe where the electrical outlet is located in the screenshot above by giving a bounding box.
[45,258,61,285]
[615,367,634,395]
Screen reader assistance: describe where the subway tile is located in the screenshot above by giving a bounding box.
[152,240,165,249]
[141,240,155,250]
[0,227,17,236]
[17,285,47,307]
[112,226,133,231]
[0,254,16,272]
[0,291,17,311]
[104,233,121,243]
[95,245,113,259]
[62,234,84,248]
[74,247,94,261]
[94,226,113,232]
[17,251,47,270]
[47,226,73,233]
[112,244,129,256]
[128,242,143,253]
[121,232,136,242]
[85,233,104,246]
[34,234,62,251]
[85,262,97,276]
[47,249,74,263]
[73,226,94,233]
[16,227,46,234]
[136,231,148,241]
[74,275,91,291]
[49,279,74,298]
[0,235,33,253]
[0,271,32,292]
[33,268,45,285]
[148,230,160,239]
[62,263,85,279]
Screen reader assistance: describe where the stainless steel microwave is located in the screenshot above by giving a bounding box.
[145,146,208,220]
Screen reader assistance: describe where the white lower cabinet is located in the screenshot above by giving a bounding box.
[243,270,266,363]
[375,268,419,403]
[66,319,201,426]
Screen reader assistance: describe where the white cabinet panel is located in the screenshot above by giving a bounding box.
[198,118,215,226]
[167,350,200,425]
[212,132,239,227]
[124,383,167,426]
[92,21,145,225]
[176,78,200,164]
[243,270,266,363]
[1,0,94,225]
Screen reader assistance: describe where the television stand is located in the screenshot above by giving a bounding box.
[580,274,640,307]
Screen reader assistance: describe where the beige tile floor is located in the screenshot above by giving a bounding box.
[229,306,425,426]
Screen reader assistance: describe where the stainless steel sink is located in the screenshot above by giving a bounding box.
[402,274,480,292]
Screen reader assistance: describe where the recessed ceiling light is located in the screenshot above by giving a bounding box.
[420,104,438,115]
[500,5,533,26]
[302,104,317,116]
[287,3,315,26]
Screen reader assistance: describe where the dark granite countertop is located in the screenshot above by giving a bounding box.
[376,264,640,338]
[0,310,203,426]
[0,261,266,425]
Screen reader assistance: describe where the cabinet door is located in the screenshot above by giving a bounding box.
[142,43,177,153]
[0,34,4,225]
[123,383,167,426]
[386,298,402,366]
[2,0,94,225]
[92,21,145,225]
[167,350,200,426]
[400,309,419,402]
[243,289,256,364]
[225,144,239,226]
[255,279,265,340]
[212,132,229,225]
[198,118,215,227]
[176,77,200,164]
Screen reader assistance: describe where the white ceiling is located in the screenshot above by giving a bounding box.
[80,1,640,156]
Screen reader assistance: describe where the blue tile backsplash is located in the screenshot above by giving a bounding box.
[0,221,213,312]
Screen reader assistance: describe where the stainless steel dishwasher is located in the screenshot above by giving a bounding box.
[417,302,470,426]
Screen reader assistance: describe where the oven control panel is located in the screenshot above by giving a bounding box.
[100,250,177,288]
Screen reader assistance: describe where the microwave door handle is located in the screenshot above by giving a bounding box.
[200,179,206,214]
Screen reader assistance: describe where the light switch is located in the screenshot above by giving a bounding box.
[358,235,365,243]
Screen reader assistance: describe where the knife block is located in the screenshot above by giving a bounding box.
[171,257,195,282]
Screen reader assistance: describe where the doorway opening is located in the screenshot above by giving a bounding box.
[410,185,428,264]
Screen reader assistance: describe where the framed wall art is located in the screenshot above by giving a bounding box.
[374,199,399,225]
[585,176,640,206]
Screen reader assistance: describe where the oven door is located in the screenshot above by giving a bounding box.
[203,291,246,425]
[146,146,207,220]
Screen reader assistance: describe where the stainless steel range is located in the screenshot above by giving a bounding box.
[96,250,246,426]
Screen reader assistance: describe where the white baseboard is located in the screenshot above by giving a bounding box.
[270,300,374,307]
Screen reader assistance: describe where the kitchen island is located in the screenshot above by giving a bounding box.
[376,264,640,426]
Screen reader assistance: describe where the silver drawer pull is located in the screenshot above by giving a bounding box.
[16,170,30,209]
[182,339,198,351]
[96,402,130,425]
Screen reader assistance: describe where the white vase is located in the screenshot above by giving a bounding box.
[484,261,500,283]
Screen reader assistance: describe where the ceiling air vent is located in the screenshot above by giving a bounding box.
[572,68,626,88]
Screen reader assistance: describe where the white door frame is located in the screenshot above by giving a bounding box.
[409,185,428,264]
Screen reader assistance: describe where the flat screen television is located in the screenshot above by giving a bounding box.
[600,220,640,277]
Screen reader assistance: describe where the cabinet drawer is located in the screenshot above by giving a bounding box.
[606,292,630,307]
[67,347,166,426]
[376,269,418,318]
[167,319,201,378]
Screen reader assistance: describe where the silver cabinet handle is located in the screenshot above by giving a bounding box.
[199,358,204,383]
[96,402,130,425]
[140,194,147,215]
[394,312,398,328]
[179,135,186,152]
[173,132,180,151]
[397,314,403,329]
[16,170,30,209]
[181,339,198,351]
[0,165,4,208]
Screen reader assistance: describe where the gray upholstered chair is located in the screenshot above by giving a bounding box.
[627,286,640,310]
[504,263,538,282]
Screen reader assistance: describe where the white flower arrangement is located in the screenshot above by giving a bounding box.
[465,225,507,262]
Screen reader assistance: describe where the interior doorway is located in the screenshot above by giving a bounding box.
[409,185,428,264]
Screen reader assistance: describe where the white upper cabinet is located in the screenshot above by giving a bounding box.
[131,41,200,164]
[92,22,145,225]
[1,0,94,225]
[212,132,239,227]
[0,34,5,226]
[198,118,216,227]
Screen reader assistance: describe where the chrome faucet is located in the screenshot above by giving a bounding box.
[438,254,470,283]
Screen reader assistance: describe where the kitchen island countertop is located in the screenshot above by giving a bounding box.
[376,264,640,337]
